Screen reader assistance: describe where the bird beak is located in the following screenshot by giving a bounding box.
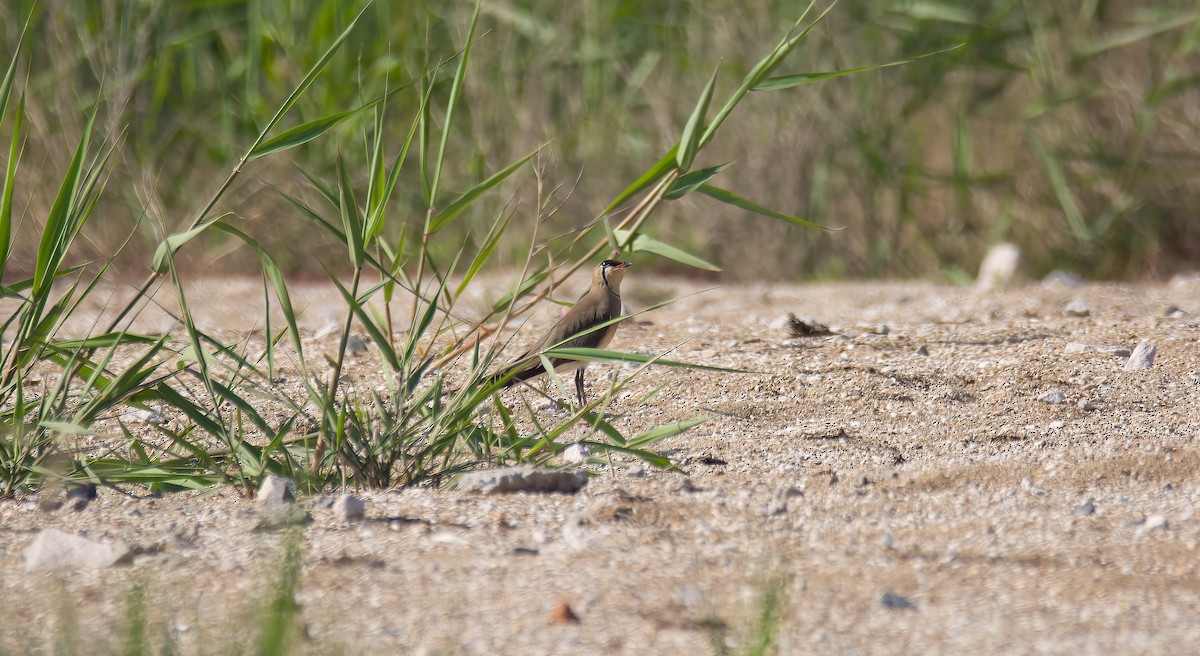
[616,261,632,269]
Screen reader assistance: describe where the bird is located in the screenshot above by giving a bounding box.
[486,259,632,406]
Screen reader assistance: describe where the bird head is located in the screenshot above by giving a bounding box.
[597,259,632,291]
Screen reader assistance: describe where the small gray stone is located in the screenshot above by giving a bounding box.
[1064,299,1091,317]
[332,494,365,522]
[257,476,296,506]
[915,345,929,356]
[1041,270,1084,288]
[24,529,131,571]
[1073,499,1096,516]
[453,467,588,494]
[1124,340,1156,370]
[1038,390,1067,404]
[1163,305,1189,318]
[346,334,369,355]
[624,465,645,478]
[881,591,917,611]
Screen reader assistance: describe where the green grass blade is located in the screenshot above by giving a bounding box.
[151,213,234,273]
[428,148,539,233]
[664,162,731,200]
[244,2,373,157]
[677,65,719,171]
[603,145,678,214]
[626,416,708,449]
[428,0,481,207]
[613,229,720,271]
[753,45,964,91]
[0,94,22,282]
[698,0,831,148]
[33,103,96,296]
[1028,131,1088,241]
[336,153,365,268]
[249,85,410,160]
[543,347,750,373]
[696,184,825,229]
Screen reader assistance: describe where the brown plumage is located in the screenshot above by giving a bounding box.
[488,259,632,405]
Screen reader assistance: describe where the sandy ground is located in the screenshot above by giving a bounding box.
[2,275,1200,654]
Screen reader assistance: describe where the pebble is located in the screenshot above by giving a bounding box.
[625,465,645,478]
[1124,340,1156,370]
[346,334,369,355]
[880,591,917,611]
[1041,270,1084,288]
[1140,514,1169,534]
[1064,343,1131,358]
[915,345,929,356]
[563,443,591,464]
[454,467,588,494]
[257,476,297,506]
[1063,299,1091,317]
[23,529,131,571]
[333,494,365,522]
[976,243,1020,290]
[1163,305,1189,318]
[1074,499,1096,516]
[1038,390,1067,404]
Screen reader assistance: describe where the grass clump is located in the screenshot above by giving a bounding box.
[0,1,929,498]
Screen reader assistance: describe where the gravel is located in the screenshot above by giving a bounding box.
[2,278,1199,654]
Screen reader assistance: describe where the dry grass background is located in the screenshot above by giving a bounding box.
[2,0,1198,280]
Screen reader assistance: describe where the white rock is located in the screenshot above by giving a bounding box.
[976,243,1021,290]
[1064,299,1091,317]
[454,467,588,494]
[1124,340,1156,370]
[24,529,131,571]
[257,476,296,506]
[333,494,365,522]
[563,443,591,464]
[1038,390,1067,404]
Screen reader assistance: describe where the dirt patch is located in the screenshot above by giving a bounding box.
[2,278,1199,654]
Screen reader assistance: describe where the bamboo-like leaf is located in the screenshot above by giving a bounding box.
[0,94,22,283]
[698,0,832,148]
[543,347,750,373]
[456,207,515,297]
[664,162,731,200]
[39,420,93,436]
[249,85,410,160]
[604,145,678,214]
[336,153,365,268]
[244,2,373,157]
[428,148,538,233]
[677,66,719,171]
[696,184,825,229]
[754,45,964,91]
[326,270,401,371]
[577,441,676,470]
[151,213,235,273]
[429,0,482,207]
[626,416,708,448]
[613,229,720,271]
[33,104,95,296]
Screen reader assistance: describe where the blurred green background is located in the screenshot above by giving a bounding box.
[2,0,1198,281]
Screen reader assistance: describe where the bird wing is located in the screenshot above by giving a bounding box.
[493,293,614,384]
